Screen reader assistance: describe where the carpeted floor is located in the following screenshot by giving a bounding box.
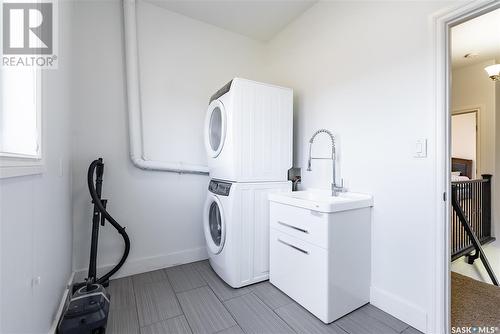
[452,272,500,328]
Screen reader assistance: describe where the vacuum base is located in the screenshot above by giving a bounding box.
[58,284,110,334]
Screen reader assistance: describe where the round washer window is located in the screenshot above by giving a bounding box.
[209,107,222,151]
[208,202,222,246]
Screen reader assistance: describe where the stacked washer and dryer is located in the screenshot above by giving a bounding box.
[203,78,293,288]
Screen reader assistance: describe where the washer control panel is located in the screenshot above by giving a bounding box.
[208,180,232,196]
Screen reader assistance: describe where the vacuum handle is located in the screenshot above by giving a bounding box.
[87,158,130,285]
[100,200,107,226]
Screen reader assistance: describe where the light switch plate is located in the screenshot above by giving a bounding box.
[414,139,427,158]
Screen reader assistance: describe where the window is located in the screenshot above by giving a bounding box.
[0,68,43,178]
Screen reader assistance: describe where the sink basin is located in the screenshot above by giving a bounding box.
[269,189,373,213]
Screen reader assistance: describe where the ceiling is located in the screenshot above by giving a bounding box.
[451,8,500,68]
[146,0,317,42]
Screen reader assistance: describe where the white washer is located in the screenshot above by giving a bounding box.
[203,179,291,288]
[204,78,293,182]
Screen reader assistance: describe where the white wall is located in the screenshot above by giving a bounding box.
[0,2,74,332]
[263,2,455,332]
[71,0,266,278]
[67,1,486,333]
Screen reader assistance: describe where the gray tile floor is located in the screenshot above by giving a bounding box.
[107,260,422,334]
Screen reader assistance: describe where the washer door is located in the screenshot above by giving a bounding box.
[204,99,226,158]
[203,194,226,254]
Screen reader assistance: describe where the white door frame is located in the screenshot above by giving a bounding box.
[433,1,499,333]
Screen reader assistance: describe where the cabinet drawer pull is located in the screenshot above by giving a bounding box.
[277,221,309,234]
[277,239,309,254]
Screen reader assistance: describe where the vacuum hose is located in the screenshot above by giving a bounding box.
[87,159,131,284]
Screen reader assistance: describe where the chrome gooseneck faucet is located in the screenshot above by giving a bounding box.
[307,129,346,196]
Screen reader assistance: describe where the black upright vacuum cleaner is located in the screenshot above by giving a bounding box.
[58,158,131,334]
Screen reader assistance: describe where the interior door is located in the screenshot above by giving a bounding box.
[204,100,226,158]
[451,111,478,178]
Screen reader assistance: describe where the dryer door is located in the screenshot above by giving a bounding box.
[204,99,226,158]
[203,194,226,254]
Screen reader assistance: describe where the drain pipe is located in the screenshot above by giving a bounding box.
[122,0,209,175]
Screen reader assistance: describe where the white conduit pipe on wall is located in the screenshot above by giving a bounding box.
[123,0,209,175]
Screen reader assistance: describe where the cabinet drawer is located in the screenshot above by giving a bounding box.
[269,228,328,320]
[270,202,328,248]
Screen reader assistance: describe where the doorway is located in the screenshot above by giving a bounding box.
[434,1,500,333]
[442,3,500,332]
[451,109,478,179]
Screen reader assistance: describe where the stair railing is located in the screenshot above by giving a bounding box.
[451,184,499,286]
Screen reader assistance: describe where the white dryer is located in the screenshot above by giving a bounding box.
[204,78,293,182]
[203,179,291,288]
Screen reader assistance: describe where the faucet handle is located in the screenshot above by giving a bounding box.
[333,178,347,193]
[339,178,347,192]
[333,178,343,187]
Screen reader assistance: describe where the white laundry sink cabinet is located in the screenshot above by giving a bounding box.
[268,190,373,323]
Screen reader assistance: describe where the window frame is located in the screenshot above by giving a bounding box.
[0,68,44,178]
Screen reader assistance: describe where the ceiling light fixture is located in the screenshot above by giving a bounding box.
[484,64,500,81]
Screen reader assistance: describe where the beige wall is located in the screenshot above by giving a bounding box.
[451,112,477,177]
[451,60,498,238]
[451,60,496,176]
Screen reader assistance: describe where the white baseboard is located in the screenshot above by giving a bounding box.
[370,285,428,333]
[74,246,208,282]
[47,272,75,334]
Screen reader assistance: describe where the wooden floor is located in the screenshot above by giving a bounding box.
[107,260,422,334]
